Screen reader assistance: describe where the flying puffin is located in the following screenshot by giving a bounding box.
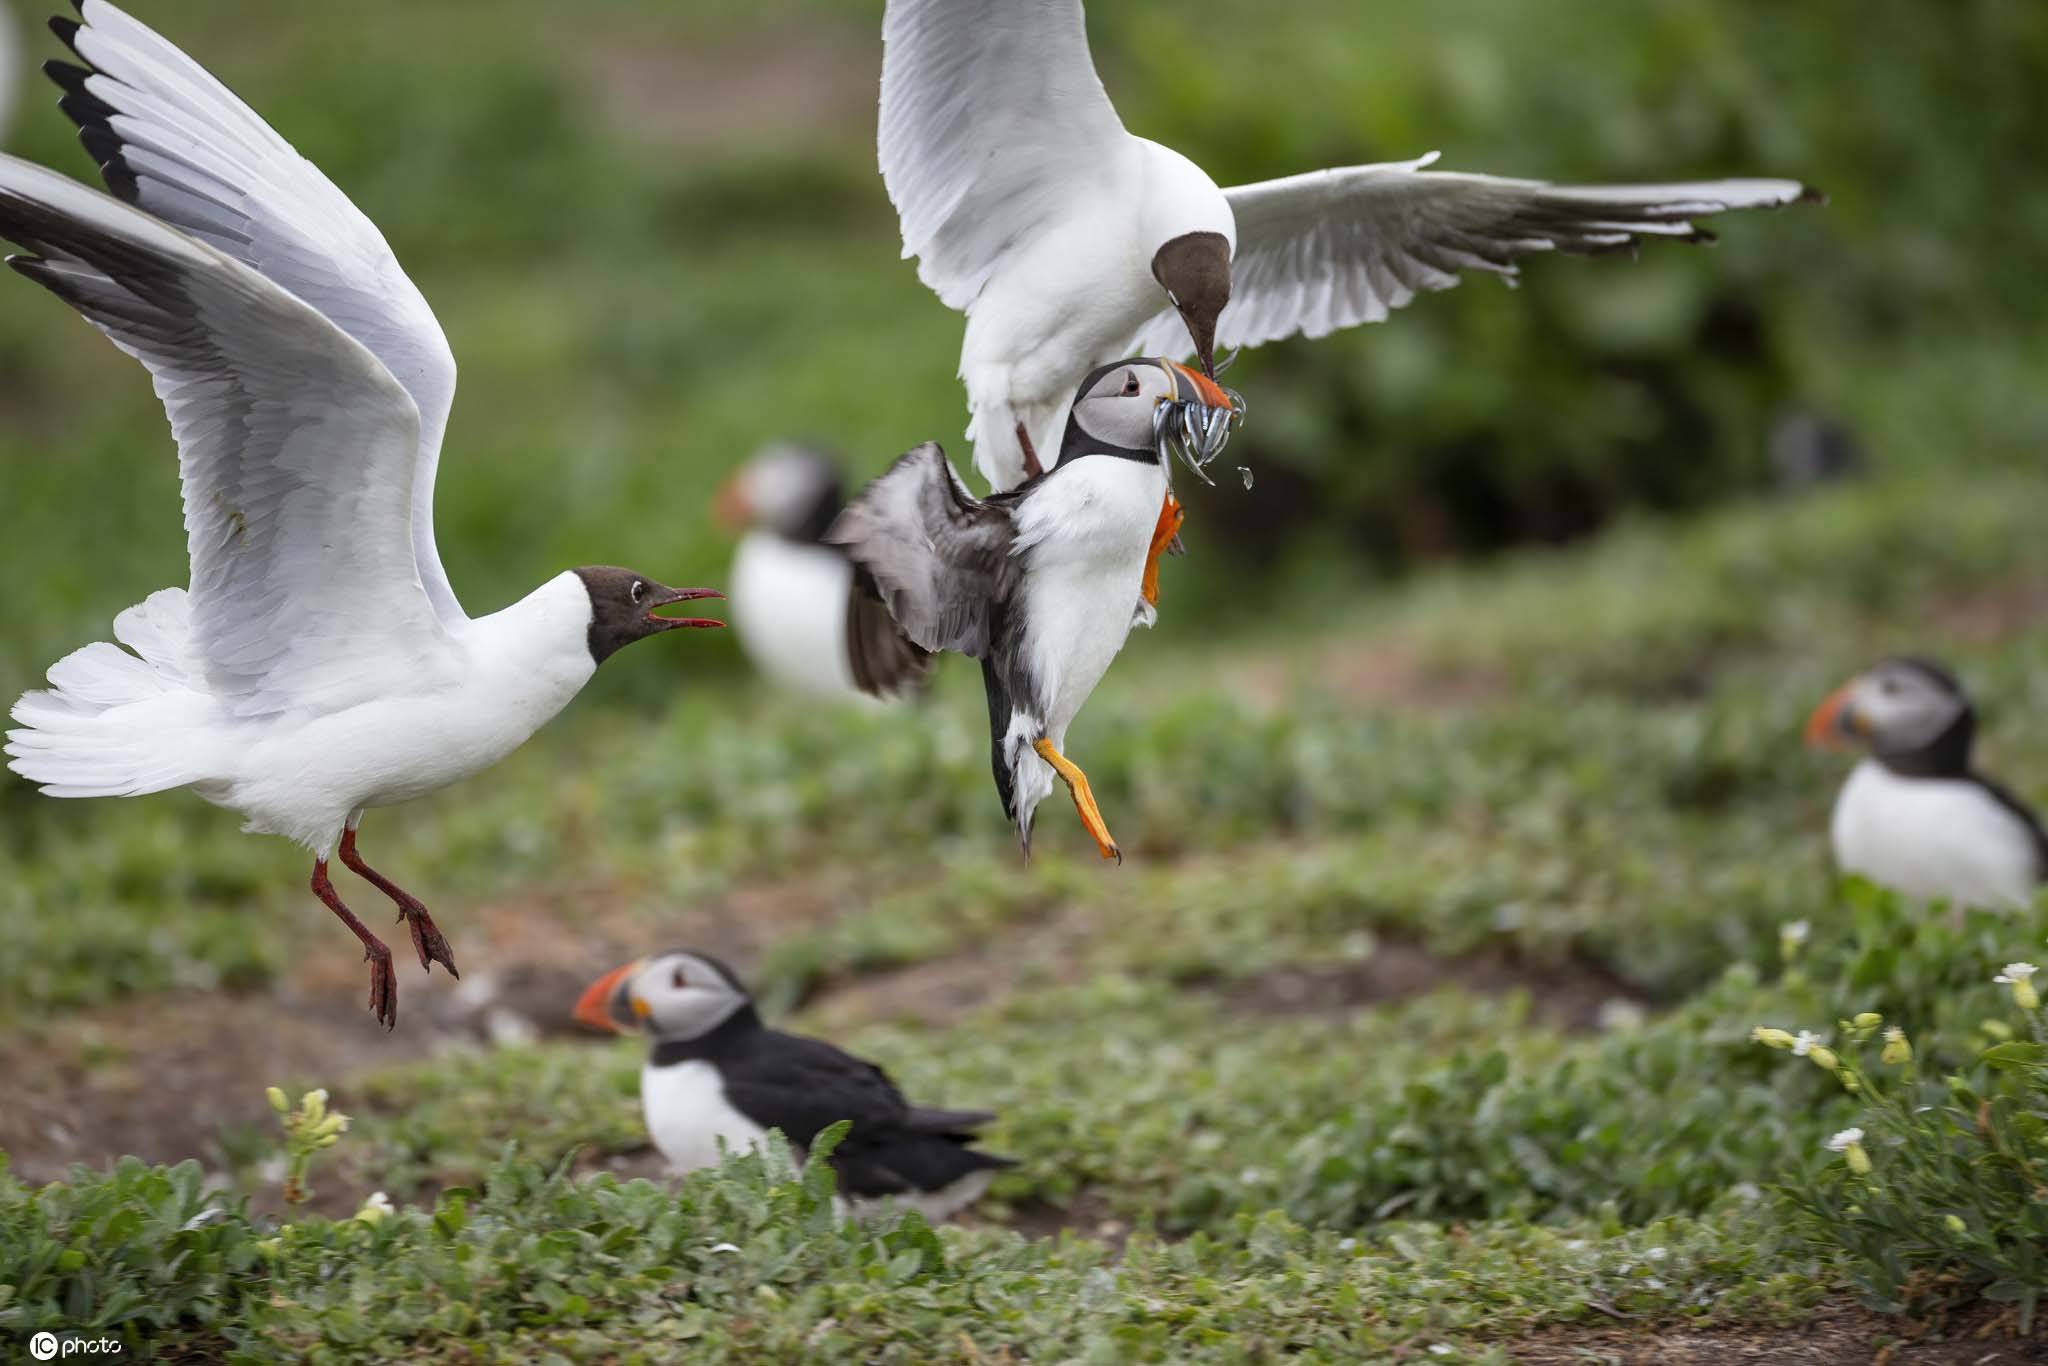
[713,443,887,700]
[1806,657,2047,911]
[1,1,722,1030]
[879,0,1818,495]
[829,357,1239,861]
[574,950,1012,1222]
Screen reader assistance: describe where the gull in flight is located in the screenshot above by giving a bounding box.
[3,2,723,1028]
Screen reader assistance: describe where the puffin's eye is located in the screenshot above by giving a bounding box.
[1120,372,1142,397]
[671,966,687,990]
[631,581,647,604]
[1878,677,1900,696]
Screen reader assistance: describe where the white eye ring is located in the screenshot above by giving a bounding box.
[631,581,646,604]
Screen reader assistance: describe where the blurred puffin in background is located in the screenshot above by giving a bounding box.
[576,950,1012,1222]
[714,443,887,700]
[1807,657,2047,911]
[831,357,1237,862]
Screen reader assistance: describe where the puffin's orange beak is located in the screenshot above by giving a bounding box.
[1168,360,1233,411]
[712,475,749,531]
[1805,683,1860,749]
[574,959,644,1033]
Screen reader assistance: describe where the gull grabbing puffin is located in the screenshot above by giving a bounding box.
[830,357,1240,860]
[879,0,1818,495]
[576,950,1013,1223]
[1807,658,2047,912]
[2,2,723,1029]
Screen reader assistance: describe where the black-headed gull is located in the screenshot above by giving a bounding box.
[831,358,1238,860]
[2,2,723,1029]
[1807,658,2046,912]
[576,949,1013,1222]
[879,0,1818,494]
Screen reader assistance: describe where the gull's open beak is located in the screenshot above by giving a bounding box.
[574,959,646,1032]
[712,475,749,532]
[648,584,724,631]
[1804,682,1861,749]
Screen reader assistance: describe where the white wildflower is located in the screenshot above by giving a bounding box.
[1825,1128,1864,1152]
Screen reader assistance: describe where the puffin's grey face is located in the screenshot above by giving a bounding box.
[574,950,751,1040]
[1807,658,1970,757]
[715,444,844,540]
[1061,358,1243,478]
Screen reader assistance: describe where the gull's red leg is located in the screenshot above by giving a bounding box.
[340,827,459,978]
[312,859,397,1030]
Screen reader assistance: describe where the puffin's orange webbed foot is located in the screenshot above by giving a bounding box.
[1141,492,1185,608]
[1033,738,1121,863]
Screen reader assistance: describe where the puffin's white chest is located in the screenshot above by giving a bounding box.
[1015,455,1167,734]
[641,1060,769,1174]
[728,532,870,700]
[1830,760,2040,910]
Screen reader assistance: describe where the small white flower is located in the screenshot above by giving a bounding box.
[1826,1127,1864,1152]
[1337,1237,1358,1252]
[1781,921,1810,945]
[707,1242,741,1254]
[1792,1029,1822,1057]
[1646,1246,1668,1262]
[1994,963,2036,984]
[1238,1167,1265,1184]
[1427,1347,1456,1358]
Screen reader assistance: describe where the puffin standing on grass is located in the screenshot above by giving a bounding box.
[830,356,1239,861]
[2,1,723,1029]
[1806,657,2047,910]
[575,950,1013,1222]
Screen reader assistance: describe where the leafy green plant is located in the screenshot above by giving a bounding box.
[1760,956,2048,1326]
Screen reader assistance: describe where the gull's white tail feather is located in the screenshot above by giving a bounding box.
[6,588,212,798]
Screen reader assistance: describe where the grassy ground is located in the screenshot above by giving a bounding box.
[6,470,2048,1361]
[3,0,2047,1359]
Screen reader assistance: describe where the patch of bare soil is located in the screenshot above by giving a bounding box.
[1232,638,1505,712]
[577,26,875,150]
[1509,1302,2046,1364]
[0,869,855,1186]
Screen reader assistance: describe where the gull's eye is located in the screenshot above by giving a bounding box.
[631,581,647,604]
[1120,372,1142,397]
[671,966,687,990]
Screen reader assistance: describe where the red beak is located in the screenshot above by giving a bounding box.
[1805,683,1858,749]
[573,959,643,1032]
[1168,360,1233,411]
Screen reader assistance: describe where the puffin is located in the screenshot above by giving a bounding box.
[829,356,1239,860]
[713,442,886,700]
[2,1,723,1028]
[879,0,1818,495]
[1806,657,2047,911]
[575,950,1013,1222]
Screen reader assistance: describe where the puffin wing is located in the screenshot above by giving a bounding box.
[49,0,465,627]
[0,156,461,717]
[1128,155,1813,355]
[828,442,1017,666]
[879,0,1128,311]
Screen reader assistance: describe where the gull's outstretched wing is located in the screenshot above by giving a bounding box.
[0,155,461,717]
[1129,154,1814,356]
[828,442,1016,696]
[879,0,1128,312]
[48,0,466,625]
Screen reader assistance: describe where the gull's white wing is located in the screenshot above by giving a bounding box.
[879,0,1128,311]
[50,0,466,625]
[1129,154,1813,356]
[0,155,462,717]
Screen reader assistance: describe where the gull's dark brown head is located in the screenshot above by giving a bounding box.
[1150,230,1233,378]
[574,566,723,665]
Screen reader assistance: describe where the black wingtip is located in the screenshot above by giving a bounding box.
[1798,184,1830,208]
[48,15,84,56]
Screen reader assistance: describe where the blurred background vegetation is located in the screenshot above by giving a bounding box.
[1,0,2042,700]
